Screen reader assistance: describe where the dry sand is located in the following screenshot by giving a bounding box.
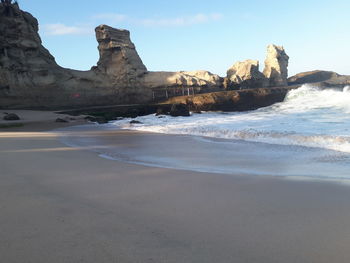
[2,112,350,262]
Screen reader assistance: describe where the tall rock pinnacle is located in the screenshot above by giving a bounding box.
[95,25,147,84]
[263,44,289,86]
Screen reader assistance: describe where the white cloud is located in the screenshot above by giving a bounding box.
[93,13,223,27]
[42,23,92,36]
[136,13,223,27]
[42,13,223,36]
[92,13,127,23]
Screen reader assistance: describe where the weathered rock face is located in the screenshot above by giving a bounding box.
[164,86,295,112]
[142,70,222,88]
[142,70,223,101]
[0,3,59,92]
[0,2,222,109]
[95,25,147,85]
[0,3,151,109]
[0,2,293,110]
[263,44,289,86]
[226,59,267,89]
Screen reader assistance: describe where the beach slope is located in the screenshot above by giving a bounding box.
[1,122,350,262]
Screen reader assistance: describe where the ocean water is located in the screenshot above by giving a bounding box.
[113,84,350,154]
[60,84,350,181]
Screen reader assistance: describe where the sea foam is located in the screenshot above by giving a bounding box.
[111,85,350,153]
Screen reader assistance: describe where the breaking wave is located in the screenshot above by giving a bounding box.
[111,84,350,153]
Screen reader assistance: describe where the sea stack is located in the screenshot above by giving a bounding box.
[226,59,267,89]
[263,44,289,86]
[95,25,147,85]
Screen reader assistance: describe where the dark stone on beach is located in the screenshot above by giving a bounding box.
[55,118,68,123]
[130,120,142,124]
[84,116,108,124]
[170,103,190,117]
[3,113,20,120]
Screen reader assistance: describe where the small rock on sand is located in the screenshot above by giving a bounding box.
[3,113,20,121]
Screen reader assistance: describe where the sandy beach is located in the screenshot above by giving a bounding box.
[2,112,350,262]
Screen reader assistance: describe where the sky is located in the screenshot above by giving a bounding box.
[19,0,350,77]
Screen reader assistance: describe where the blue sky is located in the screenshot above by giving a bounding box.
[19,0,350,77]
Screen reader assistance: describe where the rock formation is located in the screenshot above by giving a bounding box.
[0,2,225,108]
[94,25,147,85]
[0,3,61,99]
[287,70,350,87]
[164,86,295,112]
[226,59,267,89]
[263,44,289,86]
[142,70,222,89]
[0,2,294,110]
[0,2,151,108]
[169,103,190,117]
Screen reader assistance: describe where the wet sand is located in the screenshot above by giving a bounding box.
[60,124,350,180]
[2,117,350,262]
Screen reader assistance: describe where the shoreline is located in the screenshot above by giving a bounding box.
[2,114,350,262]
[59,123,350,183]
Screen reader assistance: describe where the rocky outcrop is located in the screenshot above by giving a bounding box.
[226,59,267,89]
[169,103,190,117]
[0,2,151,109]
[94,25,147,85]
[60,86,296,119]
[288,70,350,87]
[288,70,338,85]
[263,44,289,86]
[0,2,293,110]
[0,2,224,109]
[0,3,60,94]
[142,70,223,101]
[142,70,222,88]
[225,45,289,90]
[163,87,296,112]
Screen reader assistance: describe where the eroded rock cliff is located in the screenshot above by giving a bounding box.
[226,59,267,89]
[163,87,295,112]
[0,2,294,110]
[0,3,151,108]
[94,25,147,84]
[263,44,289,86]
[142,70,221,89]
